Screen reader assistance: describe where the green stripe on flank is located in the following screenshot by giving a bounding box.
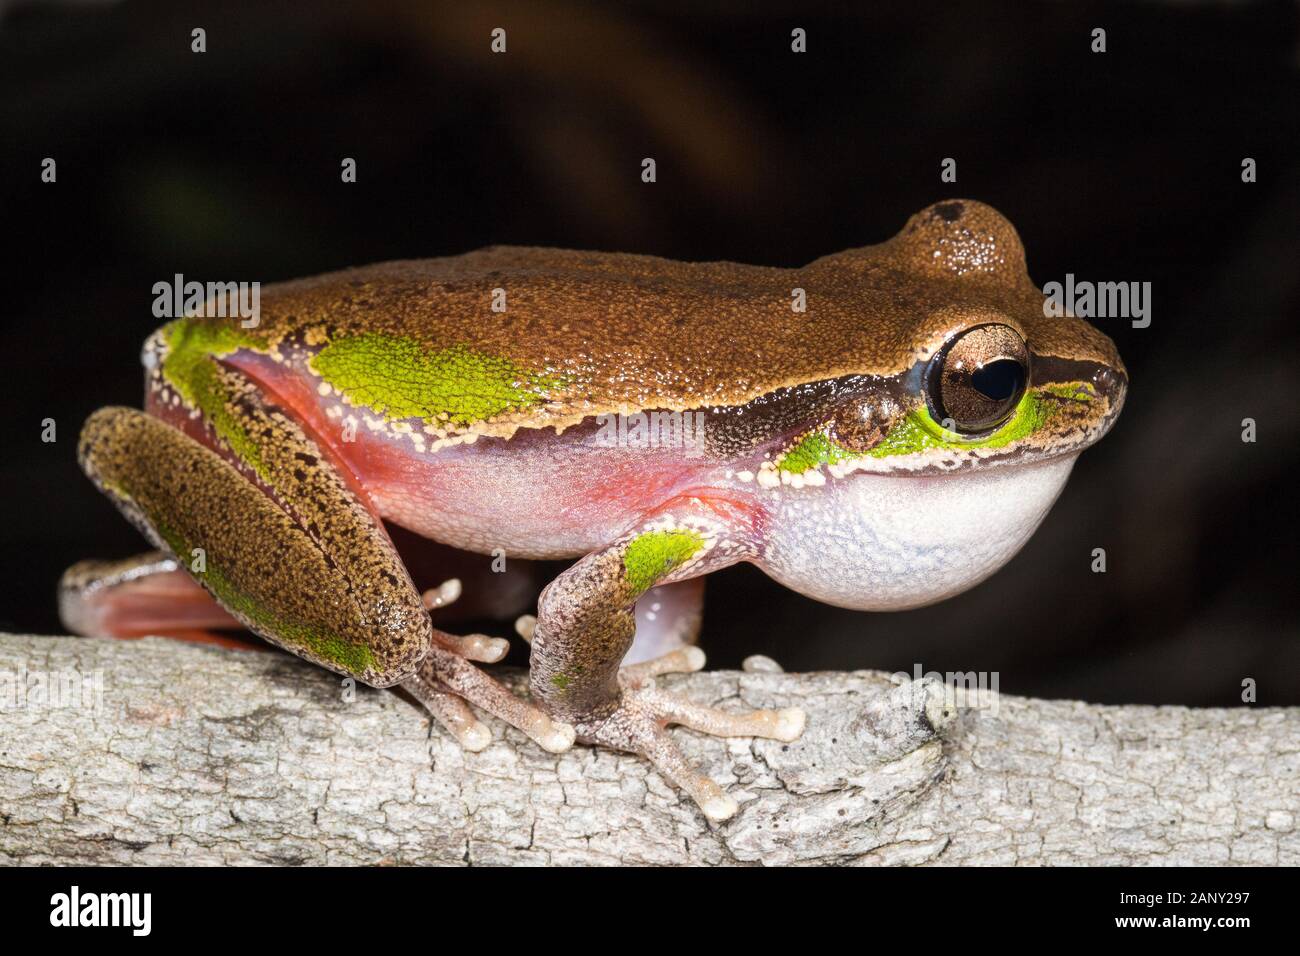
[160,317,267,396]
[206,564,377,675]
[160,318,270,479]
[623,529,704,593]
[310,333,563,427]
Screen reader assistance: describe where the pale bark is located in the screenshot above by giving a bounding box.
[1,633,1296,865]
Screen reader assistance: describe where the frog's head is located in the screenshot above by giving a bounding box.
[756,200,1127,611]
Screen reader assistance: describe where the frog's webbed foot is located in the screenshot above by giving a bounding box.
[401,600,575,755]
[576,647,806,823]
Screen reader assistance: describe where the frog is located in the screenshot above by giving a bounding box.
[61,199,1126,822]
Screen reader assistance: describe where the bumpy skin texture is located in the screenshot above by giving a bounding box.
[77,382,431,686]
[69,200,1127,820]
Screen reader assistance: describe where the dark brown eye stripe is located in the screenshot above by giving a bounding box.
[830,394,905,453]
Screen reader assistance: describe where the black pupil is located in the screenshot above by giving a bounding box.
[971,359,1023,403]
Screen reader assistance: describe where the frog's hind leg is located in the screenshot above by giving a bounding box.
[530,504,807,822]
[61,546,572,753]
[80,372,572,755]
[59,551,259,650]
[78,404,433,685]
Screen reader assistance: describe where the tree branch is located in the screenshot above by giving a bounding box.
[1,634,1296,865]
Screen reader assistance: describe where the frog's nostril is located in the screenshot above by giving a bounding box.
[1093,367,1127,404]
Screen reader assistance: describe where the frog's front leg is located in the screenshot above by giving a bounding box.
[531,502,806,822]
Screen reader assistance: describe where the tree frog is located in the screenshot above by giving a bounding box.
[62,200,1126,821]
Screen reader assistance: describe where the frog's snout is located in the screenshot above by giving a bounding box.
[1094,365,1128,424]
[1093,365,1127,408]
[1074,363,1127,448]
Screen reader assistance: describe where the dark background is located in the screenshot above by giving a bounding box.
[1,0,1296,706]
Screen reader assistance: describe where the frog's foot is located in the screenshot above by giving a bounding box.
[401,639,575,755]
[402,670,493,752]
[619,644,706,686]
[577,649,806,823]
[60,552,261,651]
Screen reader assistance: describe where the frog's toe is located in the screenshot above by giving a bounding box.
[513,613,537,642]
[641,683,807,743]
[618,650,805,741]
[436,631,511,663]
[577,681,807,822]
[619,645,706,686]
[404,639,575,755]
[741,654,786,674]
[578,698,738,822]
[420,578,462,611]
[403,673,493,752]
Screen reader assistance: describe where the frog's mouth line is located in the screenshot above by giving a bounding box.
[820,371,1126,481]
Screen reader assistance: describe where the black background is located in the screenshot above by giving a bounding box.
[2,864,1287,937]
[1,1,1297,706]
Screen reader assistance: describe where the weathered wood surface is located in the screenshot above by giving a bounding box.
[1,634,1296,865]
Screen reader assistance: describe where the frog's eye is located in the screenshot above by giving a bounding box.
[925,324,1029,434]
